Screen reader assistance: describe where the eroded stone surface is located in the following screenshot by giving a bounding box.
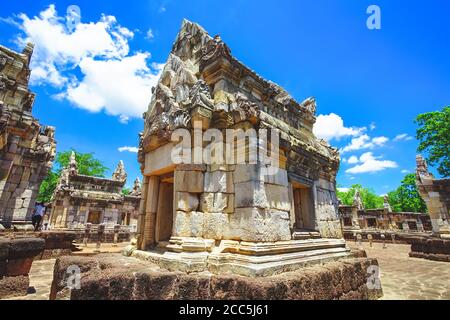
[50,254,382,300]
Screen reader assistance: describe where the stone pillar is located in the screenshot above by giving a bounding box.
[417,219,424,232]
[351,206,360,230]
[95,224,105,252]
[113,224,121,246]
[83,223,92,247]
[402,222,410,232]
[143,176,160,250]
[136,176,149,250]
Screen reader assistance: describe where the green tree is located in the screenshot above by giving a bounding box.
[37,150,109,203]
[122,187,131,196]
[337,184,384,209]
[387,174,427,213]
[416,106,450,177]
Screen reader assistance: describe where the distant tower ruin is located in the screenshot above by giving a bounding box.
[0,43,56,228]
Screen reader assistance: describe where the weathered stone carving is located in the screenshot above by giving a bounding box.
[415,155,450,237]
[353,190,364,211]
[130,177,142,197]
[112,160,127,182]
[0,43,56,228]
[133,20,347,276]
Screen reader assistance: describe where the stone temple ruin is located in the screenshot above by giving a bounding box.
[339,192,432,236]
[49,152,141,230]
[0,43,56,229]
[131,20,350,276]
[409,155,450,262]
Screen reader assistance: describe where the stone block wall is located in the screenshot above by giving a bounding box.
[172,163,293,242]
[0,237,45,299]
[0,44,56,226]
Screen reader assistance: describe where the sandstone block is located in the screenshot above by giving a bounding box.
[234,181,268,209]
[204,171,234,193]
[191,211,204,238]
[203,212,229,240]
[176,192,199,212]
[226,208,291,242]
[175,170,204,193]
[200,193,234,213]
[265,184,291,211]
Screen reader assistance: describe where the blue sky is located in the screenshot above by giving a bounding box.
[1,0,449,193]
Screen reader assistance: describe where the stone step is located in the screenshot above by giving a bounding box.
[292,230,321,240]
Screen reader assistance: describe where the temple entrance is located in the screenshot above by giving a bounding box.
[343,217,353,227]
[292,182,315,231]
[408,221,418,231]
[367,218,377,228]
[87,210,101,225]
[155,172,174,243]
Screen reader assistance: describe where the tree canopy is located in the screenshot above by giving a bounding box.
[416,106,450,177]
[387,174,427,213]
[337,184,384,209]
[37,150,109,203]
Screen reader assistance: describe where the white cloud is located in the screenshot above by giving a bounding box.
[401,169,410,174]
[313,113,365,142]
[347,155,359,164]
[146,28,154,40]
[346,152,398,174]
[10,5,163,121]
[338,188,350,192]
[340,134,389,154]
[118,146,139,153]
[369,122,376,131]
[394,133,413,142]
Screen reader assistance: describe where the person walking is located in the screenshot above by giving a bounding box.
[32,202,46,232]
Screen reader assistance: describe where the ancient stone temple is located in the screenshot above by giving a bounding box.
[415,155,450,237]
[0,43,56,228]
[133,20,349,276]
[409,155,450,262]
[49,152,141,230]
[339,192,432,235]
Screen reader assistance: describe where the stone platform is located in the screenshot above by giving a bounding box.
[50,253,382,300]
[409,236,450,262]
[128,238,352,277]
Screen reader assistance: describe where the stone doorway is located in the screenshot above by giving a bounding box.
[292,182,315,231]
[408,221,418,231]
[155,173,174,244]
[367,218,377,228]
[87,210,101,225]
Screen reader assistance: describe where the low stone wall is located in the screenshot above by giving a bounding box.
[343,230,431,244]
[0,237,45,299]
[0,231,77,260]
[36,232,77,260]
[50,254,382,300]
[409,236,450,262]
[72,231,131,244]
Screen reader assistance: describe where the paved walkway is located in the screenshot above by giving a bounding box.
[348,242,450,300]
[1,243,129,300]
[4,242,450,300]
